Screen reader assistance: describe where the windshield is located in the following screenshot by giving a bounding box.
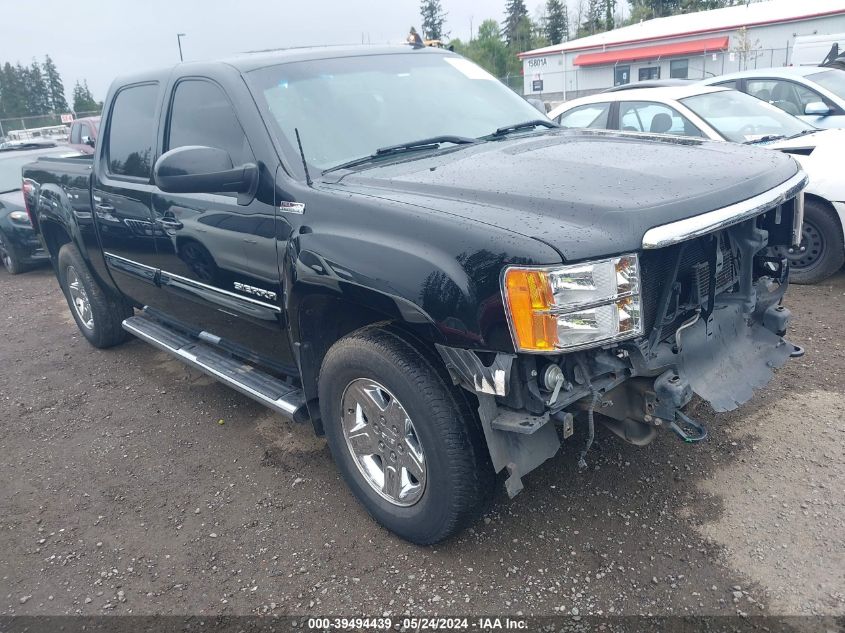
[0,149,67,192]
[247,51,545,171]
[807,69,845,100]
[680,89,814,143]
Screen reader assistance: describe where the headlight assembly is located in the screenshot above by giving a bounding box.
[502,254,643,353]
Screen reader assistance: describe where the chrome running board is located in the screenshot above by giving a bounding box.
[122,315,306,419]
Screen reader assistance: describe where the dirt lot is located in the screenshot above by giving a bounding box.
[1,266,843,621]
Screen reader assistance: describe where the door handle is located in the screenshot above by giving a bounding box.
[157,218,184,230]
[94,203,115,218]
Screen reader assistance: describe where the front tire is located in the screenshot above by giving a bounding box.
[57,244,133,348]
[786,199,845,284]
[318,327,494,544]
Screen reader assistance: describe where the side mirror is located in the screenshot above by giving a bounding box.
[153,145,258,204]
[82,135,95,148]
[804,101,831,116]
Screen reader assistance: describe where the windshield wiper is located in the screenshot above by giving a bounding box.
[323,135,478,174]
[785,129,818,140]
[484,119,558,139]
[0,188,21,194]
[744,134,786,144]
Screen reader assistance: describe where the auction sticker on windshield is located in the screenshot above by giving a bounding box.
[445,56,495,80]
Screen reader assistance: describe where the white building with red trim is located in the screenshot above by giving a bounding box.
[518,0,845,101]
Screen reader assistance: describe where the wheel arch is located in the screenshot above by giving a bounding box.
[290,285,445,435]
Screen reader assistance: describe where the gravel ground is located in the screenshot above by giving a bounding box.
[1,266,843,620]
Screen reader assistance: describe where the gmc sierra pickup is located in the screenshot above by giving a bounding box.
[23,46,807,544]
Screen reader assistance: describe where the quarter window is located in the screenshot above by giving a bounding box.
[107,84,158,179]
[167,80,252,166]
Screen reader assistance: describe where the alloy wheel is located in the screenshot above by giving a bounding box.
[66,266,94,330]
[340,378,427,507]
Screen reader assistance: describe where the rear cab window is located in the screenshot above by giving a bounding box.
[106,83,159,179]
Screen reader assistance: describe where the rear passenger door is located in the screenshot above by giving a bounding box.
[92,82,167,310]
[150,78,291,364]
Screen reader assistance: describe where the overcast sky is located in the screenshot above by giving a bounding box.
[3,0,528,103]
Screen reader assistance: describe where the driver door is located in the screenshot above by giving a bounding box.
[149,77,293,367]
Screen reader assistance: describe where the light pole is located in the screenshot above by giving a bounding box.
[177,33,186,61]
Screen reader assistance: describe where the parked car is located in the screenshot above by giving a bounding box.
[23,46,807,544]
[67,116,101,155]
[603,79,693,92]
[0,139,58,151]
[549,85,845,283]
[700,67,845,129]
[0,146,79,274]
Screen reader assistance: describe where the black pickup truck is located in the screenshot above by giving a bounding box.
[23,46,807,544]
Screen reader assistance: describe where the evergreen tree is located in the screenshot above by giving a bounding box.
[72,80,99,113]
[579,0,604,36]
[502,0,529,48]
[43,55,68,113]
[27,60,51,115]
[419,0,447,41]
[544,0,568,45]
[451,19,511,78]
[604,0,616,30]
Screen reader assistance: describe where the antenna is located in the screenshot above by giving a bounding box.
[294,128,313,186]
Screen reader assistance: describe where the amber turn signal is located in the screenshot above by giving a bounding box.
[503,268,559,351]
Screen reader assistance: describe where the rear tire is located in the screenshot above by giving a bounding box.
[0,230,26,275]
[318,327,494,544]
[57,243,133,348]
[787,199,844,284]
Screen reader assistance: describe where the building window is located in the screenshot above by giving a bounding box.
[614,65,631,86]
[670,59,689,79]
[639,67,660,81]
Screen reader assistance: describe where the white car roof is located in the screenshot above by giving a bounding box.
[549,85,727,117]
[701,66,835,82]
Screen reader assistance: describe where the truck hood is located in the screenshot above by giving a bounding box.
[327,130,800,261]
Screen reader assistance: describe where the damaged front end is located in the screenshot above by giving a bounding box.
[437,172,808,497]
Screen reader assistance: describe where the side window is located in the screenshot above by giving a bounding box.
[70,124,81,144]
[638,67,660,81]
[745,79,821,116]
[557,103,611,129]
[670,59,689,79]
[79,125,90,141]
[167,80,252,166]
[107,84,158,179]
[619,101,702,137]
